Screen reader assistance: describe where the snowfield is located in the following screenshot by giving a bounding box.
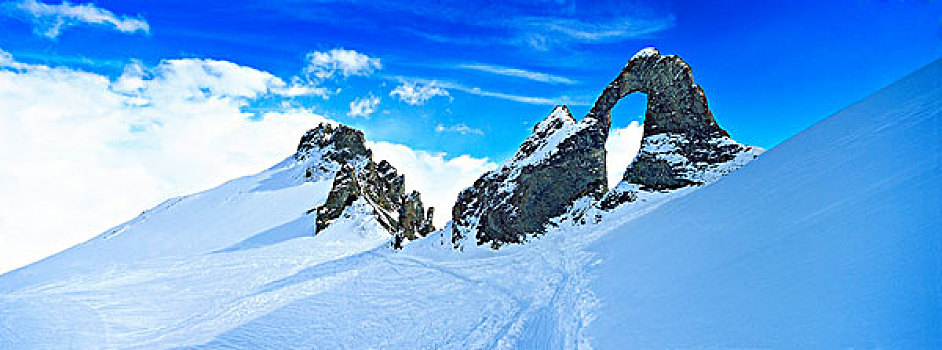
[1,59,940,348]
[585,58,942,348]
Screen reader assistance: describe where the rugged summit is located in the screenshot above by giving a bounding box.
[452,47,761,249]
[451,106,607,249]
[295,124,435,248]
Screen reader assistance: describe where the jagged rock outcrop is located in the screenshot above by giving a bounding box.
[451,106,607,249]
[452,47,761,249]
[394,194,435,249]
[296,123,371,179]
[295,124,435,247]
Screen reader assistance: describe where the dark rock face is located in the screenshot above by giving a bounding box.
[296,124,371,171]
[296,124,435,247]
[585,48,727,140]
[600,49,761,207]
[452,48,760,248]
[451,106,607,249]
[393,193,435,249]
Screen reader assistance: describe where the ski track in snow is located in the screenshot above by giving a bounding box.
[0,144,647,349]
[1,60,940,348]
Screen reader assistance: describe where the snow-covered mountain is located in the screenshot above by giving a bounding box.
[0,52,939,349]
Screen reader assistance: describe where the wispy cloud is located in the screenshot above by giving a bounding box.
[304,48,381,80]
[268,48,383,100]
[435,123,484,136]
[246,1,674,54]
[390,80,450,105]
[390,76,591,106]
[503,15,676,51]
[455,63,576,85]
[348,94,380,117]
[512,15,674,42]
[0,49,28,70]
[400,11,674,52]
[446,82,589,106]
[272,83,331,99]
[5,0,149,39]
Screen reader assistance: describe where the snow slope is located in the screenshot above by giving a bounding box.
[0,154,397,348]
[0,59,939,349]
[586,58,942,348]
[0,155,335,293]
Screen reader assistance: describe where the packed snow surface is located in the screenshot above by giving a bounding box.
[1,59,940,348]
[587,58,942,348]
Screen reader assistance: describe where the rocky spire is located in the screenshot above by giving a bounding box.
[452,48,761,249]
[451,105,607,249]
[296,123,435,247]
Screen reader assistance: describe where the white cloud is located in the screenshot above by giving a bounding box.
[348,94,380,117]
[368,141,496,227]
[0,50,28,70]
[0,51,329,274]
[7,0,149,39]
[304,48,381,80]
[531,16,673,41]
[389,80,450,105]
[278,48,381,100]
[272,76,333,98]
[393,76,590,106]
[0,49,497,273]
[435,123,484,136]
[113,58,285,100]
[456,64,576,85]
[455,84,587,105]
[605,122,644,188]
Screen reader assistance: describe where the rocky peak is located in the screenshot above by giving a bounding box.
[295,123,371,167]
[451,105,607,249]
[533,105,575,135]
[452,47,761,249]
[295,123,435,248]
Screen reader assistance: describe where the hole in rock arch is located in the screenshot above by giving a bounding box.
[604,93,646,188]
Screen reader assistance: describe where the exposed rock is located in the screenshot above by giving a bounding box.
[452,47,761,249]
[598,48,763,207]
[295,123,371,179]
[393,193,435,249]
[296,123,435,247]
[451,106,607,249]
[585,47,728,140]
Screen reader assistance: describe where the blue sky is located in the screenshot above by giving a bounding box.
[1,0,940,161]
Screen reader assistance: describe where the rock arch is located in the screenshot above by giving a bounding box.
[588,48,745,192]
[586,48,727,140]
[451,48,757,248]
